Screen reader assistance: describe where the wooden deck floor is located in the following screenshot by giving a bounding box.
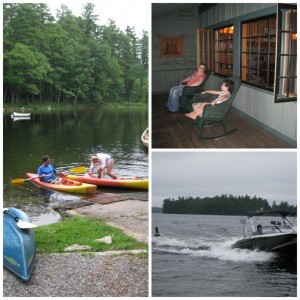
[152,94,294,149]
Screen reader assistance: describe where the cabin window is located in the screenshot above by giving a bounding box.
[213,25,234,76]
[241,15,276,90]
[274,4,297,103]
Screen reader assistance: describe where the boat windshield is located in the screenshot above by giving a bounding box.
[249,224,294,236]
[244,213,297,237]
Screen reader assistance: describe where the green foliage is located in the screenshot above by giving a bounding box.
[35,215,147,253]
[162,195,296,215]
[4,43,51,100]
[3,3,148,104]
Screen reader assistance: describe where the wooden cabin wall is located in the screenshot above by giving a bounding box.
[152,3,297,144]
[198,3,274,27]
[197,3,296,144]
[152,7,198,93]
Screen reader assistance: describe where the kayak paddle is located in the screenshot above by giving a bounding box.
[117,176,148,180]
[68,166,86,174]
[11,175,48,185]
[3,208,37,229]
[11,166,87,185]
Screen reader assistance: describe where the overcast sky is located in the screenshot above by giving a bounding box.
[152,151,297,207]
[47,1,150,35]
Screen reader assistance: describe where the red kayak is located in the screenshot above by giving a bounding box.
[66,174,148,190]
[26,173,97,194]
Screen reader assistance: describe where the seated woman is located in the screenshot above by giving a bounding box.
[167,64,206,112]
[185,79,234,120]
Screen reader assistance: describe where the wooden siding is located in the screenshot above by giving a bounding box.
[152,6,199,93]
[234,83,297,142]
[198,3,274,28]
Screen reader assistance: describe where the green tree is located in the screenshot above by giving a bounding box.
[3,3,148,105]
[80,3,99,38]
[162,195,296,215]
[4,43,51,103]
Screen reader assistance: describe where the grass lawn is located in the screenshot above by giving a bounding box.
[35,215,147,254]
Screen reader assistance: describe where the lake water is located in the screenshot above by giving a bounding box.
[3,108,148,225]
[152,213,297,297]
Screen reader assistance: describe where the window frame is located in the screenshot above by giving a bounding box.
[240,14,277,91]
[274,4,297,103]
[213,24,234,77]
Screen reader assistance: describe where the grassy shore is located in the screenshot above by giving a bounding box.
[4,101,147,114]
[35,215,147,254]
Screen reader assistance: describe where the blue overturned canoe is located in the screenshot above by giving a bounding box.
[3,208,37,281]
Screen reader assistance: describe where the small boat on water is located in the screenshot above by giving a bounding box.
[11,116,31,121]
[26,173,97,194]
[141,128,149,148]
[12,112,31,117]
[3,208,37,281]
[66,173,148,190]
[231,211,297,255]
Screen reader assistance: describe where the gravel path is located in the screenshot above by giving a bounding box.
[3,252,148,297]
[3,199,149,297]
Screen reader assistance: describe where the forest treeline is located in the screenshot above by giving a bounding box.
[162,195,297,215]
[3,3,148,105]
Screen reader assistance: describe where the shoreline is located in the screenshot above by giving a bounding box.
[3,195,149,297]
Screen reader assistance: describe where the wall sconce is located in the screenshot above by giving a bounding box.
[292,33,297,40]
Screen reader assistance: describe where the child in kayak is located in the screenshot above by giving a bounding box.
[89,153,118,179]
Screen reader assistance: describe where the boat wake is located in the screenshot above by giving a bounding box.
[153,235,275,262]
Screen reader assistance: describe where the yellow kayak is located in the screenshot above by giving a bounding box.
[66,174,148,190]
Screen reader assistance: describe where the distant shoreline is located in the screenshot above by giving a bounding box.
[151,207,297,217]
[152,207,162,213]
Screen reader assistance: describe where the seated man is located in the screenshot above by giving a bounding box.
[166,63,206,112]
[38,155,65,184]
[252,224,263,236]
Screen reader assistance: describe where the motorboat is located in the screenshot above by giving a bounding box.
[141,128,149,148]
[3,208,37,281]
[231,211,297,255]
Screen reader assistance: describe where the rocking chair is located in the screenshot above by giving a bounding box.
[195,76,241,140]
[179,69,211,110]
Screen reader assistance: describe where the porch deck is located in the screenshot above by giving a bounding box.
[152,94,295,148]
